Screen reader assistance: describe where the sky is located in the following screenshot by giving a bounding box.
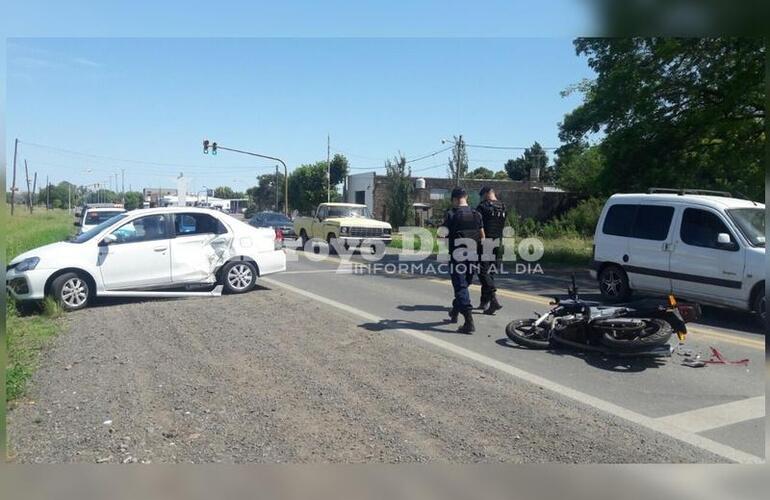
[6,37,595,193]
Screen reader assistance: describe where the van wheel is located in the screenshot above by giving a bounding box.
[598,265,630,302]
[51,272,91,311]
[752,284,766,329]
[221,261,257,294]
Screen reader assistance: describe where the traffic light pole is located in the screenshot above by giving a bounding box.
[204,142,289,215]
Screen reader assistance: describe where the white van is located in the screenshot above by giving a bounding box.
[590,190,765,323]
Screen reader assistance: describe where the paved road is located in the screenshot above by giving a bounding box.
[268,247,765,462]
[7,247,764,463]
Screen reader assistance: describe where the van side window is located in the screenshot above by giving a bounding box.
[602,204,636,237]
[680,208,736,250]
[632,205,674,240]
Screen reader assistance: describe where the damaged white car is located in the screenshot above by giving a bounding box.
[6,207,286,311]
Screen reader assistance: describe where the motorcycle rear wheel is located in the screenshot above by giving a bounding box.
[505,318,551,349]
[595,318,672,350]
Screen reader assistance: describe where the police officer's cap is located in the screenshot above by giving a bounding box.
[450,187,467,199]
[479,186,493,197]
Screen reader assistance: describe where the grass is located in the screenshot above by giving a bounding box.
[390,228,593,267]
[5,208,74,401]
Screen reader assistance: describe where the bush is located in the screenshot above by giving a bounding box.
[554,197,605,236]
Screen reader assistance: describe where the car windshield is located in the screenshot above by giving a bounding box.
[84,210,124,225]
[327,206,370,218]
[727,208,765,247]
[71,214,128,243]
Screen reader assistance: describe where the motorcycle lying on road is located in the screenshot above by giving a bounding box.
[505,276,701,357]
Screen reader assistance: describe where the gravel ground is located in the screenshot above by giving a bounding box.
[7,286,723,463]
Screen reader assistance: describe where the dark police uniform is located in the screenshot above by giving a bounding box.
[476,198,507,304]
[443,205,483,312]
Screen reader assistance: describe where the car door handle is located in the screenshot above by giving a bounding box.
[153,246,167,252]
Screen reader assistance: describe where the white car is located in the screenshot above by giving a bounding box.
[7,207,286,311]
[590,191,765,323]
[77,205,127,233]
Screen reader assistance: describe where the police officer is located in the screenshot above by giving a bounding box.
[443,187,484,334]
[476,186,506,315]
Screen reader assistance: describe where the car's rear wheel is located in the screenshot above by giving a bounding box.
[51,272,91,311]
[598,265,630,302]
[222,261,257,294]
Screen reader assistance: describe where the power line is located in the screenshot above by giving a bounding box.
[466,143,559,150]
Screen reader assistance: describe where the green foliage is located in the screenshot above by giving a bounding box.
[246,172,286,212]
[329,154,349,186]
[123,191,144,210]
[467,166,494,179]
[384,155,414,230]
[493,170,509,180]
[560,38,765,200]
[504,142,549,181]
[5,208,73,400]
[287,162,340,214]
[214,186,236,199]
[556,146,605,194]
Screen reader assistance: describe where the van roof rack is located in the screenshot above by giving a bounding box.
[647,188,733,197]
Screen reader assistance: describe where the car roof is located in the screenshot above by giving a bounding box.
[85,207,126,211]
[607,193,764,210]
[124,207,228,216]
[320,203,366,207]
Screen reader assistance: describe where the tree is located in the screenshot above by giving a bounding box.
[504,142,549,181]
[287,162,339,214]
[246,172,286,212]
[213,186,236,199]
[384,155,413,230]
[447,135,468,184]
[493,170,509,180]
[123,191,144,210]
[329,153,349,186]
[559,38,765,199]
[467,166,494,179]
[555,145,605,194]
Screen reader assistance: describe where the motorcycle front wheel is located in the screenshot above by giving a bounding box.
[594,318,672,351]
[505,318,551,349]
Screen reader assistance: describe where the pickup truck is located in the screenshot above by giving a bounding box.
[294,203,392,249]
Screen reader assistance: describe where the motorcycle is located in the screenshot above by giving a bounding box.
[505,276,701,357]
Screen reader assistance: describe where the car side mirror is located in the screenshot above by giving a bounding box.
[99,233,118,246]
[716,232,737,250]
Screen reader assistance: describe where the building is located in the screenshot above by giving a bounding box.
[142,188,248,213]
[346,172,577,225]
[142,187,178,207]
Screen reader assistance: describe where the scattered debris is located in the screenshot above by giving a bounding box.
[682,358,706,368]
[95,456,112,464]
[103,420,112,426]
[703,346,749,366]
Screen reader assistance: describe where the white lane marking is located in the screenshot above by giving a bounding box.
[262,276,764,464]
[655,396,765,433]
[280,269,352,275]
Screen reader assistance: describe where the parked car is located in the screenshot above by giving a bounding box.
[590,190,765,324]
[7,207,286,311]
[293,203,392,250]
[76,204,126,233]
[249,211,296,239]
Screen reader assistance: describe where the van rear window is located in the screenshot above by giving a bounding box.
[602,204,636,237]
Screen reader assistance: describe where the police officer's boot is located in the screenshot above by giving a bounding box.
[484,293,503,315]
[448,306,459,323]
[457,310,475,334]
[477,294,490,311]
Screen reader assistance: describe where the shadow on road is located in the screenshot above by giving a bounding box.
[359,318,466,335]
[494,338,668,372]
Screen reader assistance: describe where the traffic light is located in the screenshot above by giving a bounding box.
[203,139,210,154]
[211,142,217,155]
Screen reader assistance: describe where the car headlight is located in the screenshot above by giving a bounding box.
[383,228,392,235]
[340,226,350,234]
[15,257,40,272]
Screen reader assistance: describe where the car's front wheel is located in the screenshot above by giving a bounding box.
[51,272,91,311]
[221,261,258,294]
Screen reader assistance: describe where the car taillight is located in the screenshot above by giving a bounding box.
[275,228,284,242]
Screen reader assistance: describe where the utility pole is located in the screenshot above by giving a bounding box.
[275,165,279,211]
[31,172,37,211]
[46,175,50,210]
[24,160,32,213]
[10,138,18,215]
[68,183,71,212]
[327,133,331,203]
[121,169,125,204]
